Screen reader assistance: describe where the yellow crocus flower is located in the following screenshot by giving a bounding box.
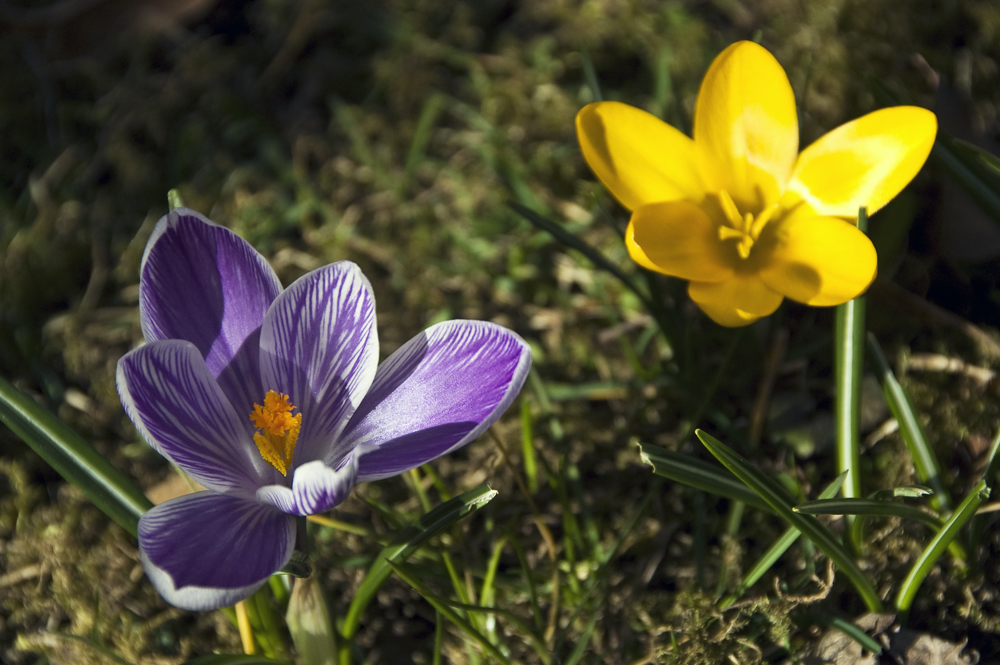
[576,41,937,326]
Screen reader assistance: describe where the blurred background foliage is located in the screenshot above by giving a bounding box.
[2,0,1000,663]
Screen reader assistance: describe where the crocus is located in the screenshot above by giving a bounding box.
[576,40,937,326]
[117,208,531,611]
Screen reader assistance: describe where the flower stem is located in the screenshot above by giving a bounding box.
[834,207,868,546]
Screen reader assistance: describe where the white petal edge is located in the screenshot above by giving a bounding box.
[257,456,358,516]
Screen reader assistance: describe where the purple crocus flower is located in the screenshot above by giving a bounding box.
[116,208,531,611]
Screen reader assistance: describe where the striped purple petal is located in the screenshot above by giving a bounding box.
[117,340,272,492]
[139,492,295,611]
[344,320,531,482]
[259,262,378,467]
[140,209,282,420]
[256,456,358,516]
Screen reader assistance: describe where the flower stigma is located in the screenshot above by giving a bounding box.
[250,391,302,476]
[714,190,778,260]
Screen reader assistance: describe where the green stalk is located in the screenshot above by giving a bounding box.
[896,480,989,620]
[835,208,868,512]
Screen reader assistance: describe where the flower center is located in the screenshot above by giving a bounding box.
[249,391,302,476]
[714,190,778,259]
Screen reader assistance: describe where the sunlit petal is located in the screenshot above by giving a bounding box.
[758,215,877,306]
[630,201,735,282]
[257,457,358,516]
[576,101,704,211]
[343,320,531,483]
[260,261,379,467]
[694,41,798,211]
[786,106,937,217]
[116,340,271,492]
[140,209,282,419]
[688,273,783,327]
[138,492,294,611]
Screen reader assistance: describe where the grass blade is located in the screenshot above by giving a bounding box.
[827,617,883,655]
[931,134,1000,223]
[695,430,883,612]
[720,472,846,607]
[339,485,498,663]
[866,333,950,511]
[795,498,942,530]
[896,480,989,619]
[971,425,1000,550]
[0,375,152,537]
[387,561,515,665]
[507,202,649,305]
[639,443,775,515]
[835,208,868,507]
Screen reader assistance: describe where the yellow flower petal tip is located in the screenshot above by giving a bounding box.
[576,41,936,326]
[788,106,938,218]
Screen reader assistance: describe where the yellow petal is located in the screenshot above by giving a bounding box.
[630,201,734,282]
[625,219,666,273]
[576,102,704,211]
[786,106,937,217]
[694,41,798,212]
[757,214,877,306]
[688,273,783,327]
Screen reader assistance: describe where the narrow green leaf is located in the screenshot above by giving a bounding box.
[508,202,650,306]
[386,561,515,665]
[503,526,544,630]
[835,208,868,506]
[866,334,951,511]
[339,485,498,652]
[695,430,883,612]
[579,47,603,102]
[563,613,598,665]
[971,425,1000,550]
[639,443,775,515]
[932,134,1000,223]
[0,376,152,536]
[948,137,1000,179]
[871,485,933,499]
[720,472,847,608]
[828,618,882,655]
[795,498,942,530]
[896,480,990,618]
[520,400,539,493]
[405,93,445,175]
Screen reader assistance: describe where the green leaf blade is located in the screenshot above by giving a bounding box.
[639,443,775,515]
[0,376,152,536]
[695,430,884,612]
[339,485,498,651]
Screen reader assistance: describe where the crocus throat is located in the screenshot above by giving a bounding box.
[715,190,778,259]
[250,391,302,476]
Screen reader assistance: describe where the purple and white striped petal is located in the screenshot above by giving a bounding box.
[257,456,358,516]
[117,340,271,492]
[139,492,295,611]
[344,320,531,482]
[259,262,379,467]
[140,209,282,420]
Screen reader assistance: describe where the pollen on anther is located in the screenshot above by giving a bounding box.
[250,391,302,476]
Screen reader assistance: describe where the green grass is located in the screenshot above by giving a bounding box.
[2,1,1000,663]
